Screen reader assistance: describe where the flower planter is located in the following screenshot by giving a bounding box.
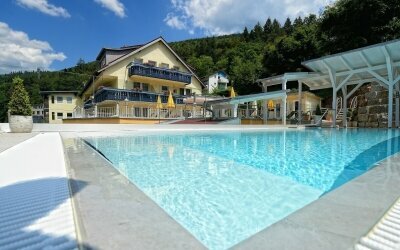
[9,115,33,133]
[313,115,323,126]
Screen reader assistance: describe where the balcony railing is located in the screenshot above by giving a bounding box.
[128,63,192,84]
[91,87,186,105]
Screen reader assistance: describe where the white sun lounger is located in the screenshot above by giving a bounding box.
[355,198,400,250]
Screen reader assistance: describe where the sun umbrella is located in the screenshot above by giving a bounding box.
[268,100,274,109]
[156,95,163,109]
[156,95,163,123]
[166,91,175,108]
[230,87,236,98]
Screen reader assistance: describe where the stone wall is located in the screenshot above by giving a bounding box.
[352,83,395,128]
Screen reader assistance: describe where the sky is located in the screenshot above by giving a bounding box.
[0,0,333,74]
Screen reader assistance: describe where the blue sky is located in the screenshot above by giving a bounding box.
[0,0,332,74]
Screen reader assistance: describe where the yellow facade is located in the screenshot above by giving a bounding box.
[286,92,322,113]
[46,93,81,124]
[82,40,203,101]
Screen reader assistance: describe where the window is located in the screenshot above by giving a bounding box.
[67,113,73,118]
[160,63,169,69]
[186,89,191,95]
[51,112,55,120]
[66,96,73,104]
[142,108,148,118]
[57,113,63,119]
[161,86,168,93]
[133,82,141,90]
[134,58,143,64]
[179,88,185,95]
[147,60,156,66]
[142,83,149,92]
[57,96,63,103]
[51,96,54,104]
[172,66,180,71]
[134,107,141,117]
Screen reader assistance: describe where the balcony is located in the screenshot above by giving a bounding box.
[91,87,186,105]
[128,63,192,84]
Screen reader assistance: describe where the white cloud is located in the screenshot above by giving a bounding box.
[164,13,186,30]
[0,22,66,74]
[94,0,126,18]
[16,0,70,18]
[165,0,334,35]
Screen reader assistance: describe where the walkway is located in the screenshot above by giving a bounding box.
[0,133,78,249]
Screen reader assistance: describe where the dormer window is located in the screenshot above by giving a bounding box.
[134,58,143,64]
[147,60,156,66]
[160,63,169,69]
[101,57,106,67]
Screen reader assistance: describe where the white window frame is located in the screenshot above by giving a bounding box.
[56,96,63,103]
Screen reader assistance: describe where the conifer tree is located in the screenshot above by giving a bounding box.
[8,77,32,116]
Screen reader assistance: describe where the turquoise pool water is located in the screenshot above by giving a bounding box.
[85,129,400,249]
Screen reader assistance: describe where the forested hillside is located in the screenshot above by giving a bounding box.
[0,0,399,122]
[0,60,98,122]
[170,0,400,95]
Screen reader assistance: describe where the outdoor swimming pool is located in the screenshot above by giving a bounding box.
[85,128,400,250]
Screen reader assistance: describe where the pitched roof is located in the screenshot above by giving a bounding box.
[95,44,142,61]
[95,36,204,87]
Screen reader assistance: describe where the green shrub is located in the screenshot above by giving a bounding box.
[8,77,32,116]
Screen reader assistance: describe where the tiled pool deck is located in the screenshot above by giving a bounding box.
[1,124,399,249]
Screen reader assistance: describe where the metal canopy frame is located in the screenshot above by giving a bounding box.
[257,39,400,128]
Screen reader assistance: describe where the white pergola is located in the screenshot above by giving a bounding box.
[257,72,321,125]
[258,39,400,128]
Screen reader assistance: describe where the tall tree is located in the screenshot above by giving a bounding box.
[283,18,293,34]
[320,0,400,53]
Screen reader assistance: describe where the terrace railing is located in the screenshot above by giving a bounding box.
[92,87,186,105]
[128,63,192,84]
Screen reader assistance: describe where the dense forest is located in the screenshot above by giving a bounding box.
[0,0,399,122]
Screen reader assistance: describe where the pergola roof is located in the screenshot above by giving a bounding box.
[258,39,400,91]
[302,39,400,90]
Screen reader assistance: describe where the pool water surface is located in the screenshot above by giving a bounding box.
[85,128,400,249]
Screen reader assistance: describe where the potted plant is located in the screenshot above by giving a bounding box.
[313,104,323,125]
[8,77,33,133]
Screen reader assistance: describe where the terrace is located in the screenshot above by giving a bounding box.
[85,87,186,106]
[128,63,192,84]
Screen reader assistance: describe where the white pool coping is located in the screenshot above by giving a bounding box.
[0,133,77,249]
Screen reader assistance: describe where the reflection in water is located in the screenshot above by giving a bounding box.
[85,129,400,250]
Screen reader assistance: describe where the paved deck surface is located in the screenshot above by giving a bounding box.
[0,133,78,250]
[63,135,205,250]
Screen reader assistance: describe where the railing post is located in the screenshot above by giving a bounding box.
[94,105,98,118]
[116,103,120,117]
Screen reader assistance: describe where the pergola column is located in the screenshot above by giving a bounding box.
[332,89,337,127]
[342,86,348,127]
[389,85,394,127]
[323,60,338,127]
[282,79,287,126]
[298,80,302,125]
[395,83,399,127]
[383,46,395,128]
